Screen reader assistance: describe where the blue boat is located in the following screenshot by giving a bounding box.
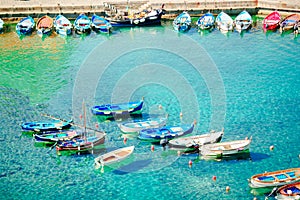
[234,10,252,32]
[91,14,112,33]
[34,130,82,144]
[196,12,215,30]
[91,98,144,117]
[21,119,73,132]
[138,121,196,143]
[54,14,72,36]
[16,16,35,35]
[56,135,105,152]
[173,11,191,32]
[74,13,91,34]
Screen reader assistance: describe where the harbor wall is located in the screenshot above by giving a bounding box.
[0,0,299,20]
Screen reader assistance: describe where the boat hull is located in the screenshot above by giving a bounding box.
[74,14,91,34]
[276,182,300,200]
[54,15,72,36]
[173,11,191,32]
[197,13,215,30]
[168,130,223,150]
[16,16,35,35]
[200,138,251,158]
[249,168,300,189]
[109,9,164,28]
[262,11,281,31]
[56,135,106,151]
[21,120,72,132]
[118,117,167,133]
[216,11,233,32]
[91,99,143,117]
[138,122,195,143]
[94,146,135,169]
[36,15,53,36]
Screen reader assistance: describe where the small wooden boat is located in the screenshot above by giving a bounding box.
[108,9,165,27]
[33,130,81,144]
[262,11,281,31]
[168,129,224,150]
[16,16,35,35]
[173,11,192,32]
[196,12,215,30]
[234,10,252,32]
[118,116,167,133]
[138,121,196,143]
[91,14,112,33]
[91,98,144,117]
[0,18,4,33]
[74,13,91,34]
[94,146,134,169]
[56,134,106,151]
[200,137,252,158]
[249,168,300,189]
[21,119,73,132]
[54,14,72,36]
[276,182,300,200]
[36,15,53,36]
[280,13,300,32]
[215,11,233,32]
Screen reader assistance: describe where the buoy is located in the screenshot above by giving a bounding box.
[188,160,192,167]
[212,176,217,181]
[95,123,99,129]
[123,137,127,144]
[269,145,274,151]
[151,145,154,152]
[177,150,181,156]
[226,186,230,193]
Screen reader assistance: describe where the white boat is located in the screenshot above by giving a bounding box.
[118,116,167,133]
[200,137,252,158]
[54,14,72,36]
[94,146,135,169]
[249,168,300,189]
[276,182,300,200]
[0,18,4,32]
[234,10,252,32]
[215,11,233,32]
[168,130,224,150]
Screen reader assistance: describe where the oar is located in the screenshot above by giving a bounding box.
[47,141,58,154]
[41,113,105,134]
[265,187,277,200]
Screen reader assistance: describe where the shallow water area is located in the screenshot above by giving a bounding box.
[0,20,299,200]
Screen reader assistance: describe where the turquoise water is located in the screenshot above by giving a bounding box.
[0,20,299,200]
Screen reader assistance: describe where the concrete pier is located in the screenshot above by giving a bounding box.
[0,0,299,20]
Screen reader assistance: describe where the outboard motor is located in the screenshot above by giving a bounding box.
[160,138,168,149]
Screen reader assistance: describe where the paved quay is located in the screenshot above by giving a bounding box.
[0,0,299,21]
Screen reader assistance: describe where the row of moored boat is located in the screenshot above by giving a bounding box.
[8,13,112,37]
[173,10,300,34]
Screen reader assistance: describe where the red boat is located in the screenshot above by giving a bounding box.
[280,13,300,32]
[262,11,281,31]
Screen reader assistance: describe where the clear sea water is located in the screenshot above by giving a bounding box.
[0,19,299,200]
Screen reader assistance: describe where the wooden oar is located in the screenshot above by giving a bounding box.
[41,113,105,134]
